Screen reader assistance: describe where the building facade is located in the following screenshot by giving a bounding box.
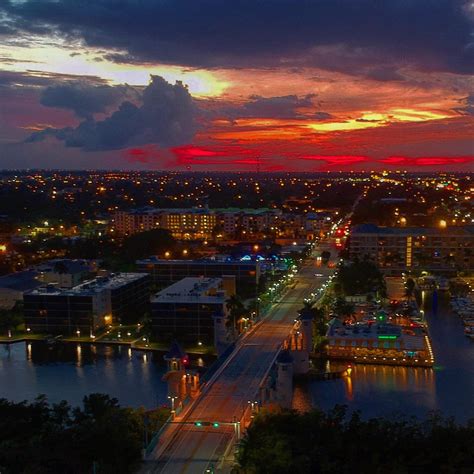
[349,224,474,274]
[150,277,228,344]
[112,207,216,239]
[112,207,283,239]
[24,272,150,335]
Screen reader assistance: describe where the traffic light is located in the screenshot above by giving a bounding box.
[193,421,220,428]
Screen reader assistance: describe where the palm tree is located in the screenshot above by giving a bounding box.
[225,295,246,335]
[333,297,355,321]
[299,301,327,349]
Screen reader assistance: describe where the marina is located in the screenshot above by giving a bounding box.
[301,294,474,422]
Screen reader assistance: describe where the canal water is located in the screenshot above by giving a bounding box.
[0,342,169,409]
[1,294,473,419]
[296,293,474,422]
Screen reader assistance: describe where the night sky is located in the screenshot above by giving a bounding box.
[0,0,473,171]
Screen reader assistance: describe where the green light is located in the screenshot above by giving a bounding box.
[378,335,397,340]
[212,422,220,428]
[195,421,203,427]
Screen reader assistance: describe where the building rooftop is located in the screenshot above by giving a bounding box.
[122,206,279,216]
[352,223,474,236]
[151,277,225,304]
[0,270,42,292]
[137,256,258,266]
[26,272,147,297]
[125,207,213,215]
[327,319,425,351]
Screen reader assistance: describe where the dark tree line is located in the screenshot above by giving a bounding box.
[236,407,474,474]
[0,394,167,474]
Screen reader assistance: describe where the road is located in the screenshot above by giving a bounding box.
[141,248,335,474]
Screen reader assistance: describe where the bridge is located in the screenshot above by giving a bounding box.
[141,245,336,473]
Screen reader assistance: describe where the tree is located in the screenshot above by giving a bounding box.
[0,303,23,335]
[333,297,355,320]
[236,407,474,474]
[336,259,386,298]
[321,250,331,262]
[225,295,246,335]
[0,394,147,474]
[121,228,176,262]
[299,301,327,345]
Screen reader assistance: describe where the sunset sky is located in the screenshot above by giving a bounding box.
[0,0,473,171]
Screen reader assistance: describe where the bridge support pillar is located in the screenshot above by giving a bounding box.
[275,350,293,409]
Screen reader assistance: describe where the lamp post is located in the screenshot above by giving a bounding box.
[168,395,177,414]
[247,400,259,419]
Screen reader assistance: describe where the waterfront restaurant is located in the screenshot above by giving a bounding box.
[326,319,434,367]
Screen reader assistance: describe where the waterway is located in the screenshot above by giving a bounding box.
[0,342,169,409]
[1,294,473,419]
[296,293,474,422]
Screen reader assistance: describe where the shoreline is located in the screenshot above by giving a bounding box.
[0,336,217,359]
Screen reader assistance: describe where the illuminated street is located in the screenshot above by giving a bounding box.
[142,246,335,473]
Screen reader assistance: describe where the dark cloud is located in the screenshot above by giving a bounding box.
[1,0,473,76]
[314,112,333,120]
[40,83,136,119]
[365,67,404,82]
[27,76,197,151]
[222,94,317,119]
[0,70,109,88]
[455,94,474,115]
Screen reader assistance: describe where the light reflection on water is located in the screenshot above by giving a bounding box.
[300,295,474,421]
[0,342,168,409]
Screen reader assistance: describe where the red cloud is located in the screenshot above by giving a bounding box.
[382,156,474,166]
[300,155,369,166]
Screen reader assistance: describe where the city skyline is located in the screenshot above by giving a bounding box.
[0,0,473,171]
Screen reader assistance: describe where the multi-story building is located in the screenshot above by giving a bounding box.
[150,277,228,344]
[136,257,260,294]
[349,224,474,274]
[112,207,216,239]
[24,272,150,335]
[112,207,282,239]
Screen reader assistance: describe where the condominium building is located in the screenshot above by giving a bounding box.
[349,224,474,274]
[150,277,228,344]
[112,207,282,239]
[24,272,150,335]
[112,207,216,239]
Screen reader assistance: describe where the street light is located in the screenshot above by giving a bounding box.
[168,395,178,412]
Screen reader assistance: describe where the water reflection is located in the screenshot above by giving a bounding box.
[0,341,168,409]
[304,295,474,421]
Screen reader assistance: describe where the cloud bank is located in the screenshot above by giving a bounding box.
[28,76,197,151]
